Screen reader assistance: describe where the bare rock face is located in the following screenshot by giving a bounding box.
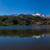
[46,15,50,19]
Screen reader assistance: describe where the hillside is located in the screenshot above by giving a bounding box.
[0,14,50,26]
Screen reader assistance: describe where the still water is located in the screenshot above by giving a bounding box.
[0,26,50,50]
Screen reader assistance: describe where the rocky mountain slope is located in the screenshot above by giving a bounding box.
[0,13,50,26]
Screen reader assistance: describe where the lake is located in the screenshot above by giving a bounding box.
[0,26,50,50]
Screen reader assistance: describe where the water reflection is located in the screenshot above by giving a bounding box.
[0,29,50,50]
[0,29,50,38]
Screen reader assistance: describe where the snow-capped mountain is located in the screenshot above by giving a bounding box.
[33,12,46,18]
[33,12,41,16]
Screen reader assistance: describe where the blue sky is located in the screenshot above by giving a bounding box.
[0,0,50,15]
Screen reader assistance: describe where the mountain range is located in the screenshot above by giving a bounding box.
[10,12,50,19]
[0,12,50,26]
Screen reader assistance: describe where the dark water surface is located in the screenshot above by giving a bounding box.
[0,26,50,50]
[0,26,50,29]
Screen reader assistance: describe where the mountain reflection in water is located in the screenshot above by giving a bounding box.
[0,29,50,39]
[0,29,50,50]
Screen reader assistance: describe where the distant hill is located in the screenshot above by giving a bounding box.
[0,13,50,26]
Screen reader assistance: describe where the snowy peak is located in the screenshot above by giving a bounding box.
[33,12,46,18]
[33,12,41,16]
